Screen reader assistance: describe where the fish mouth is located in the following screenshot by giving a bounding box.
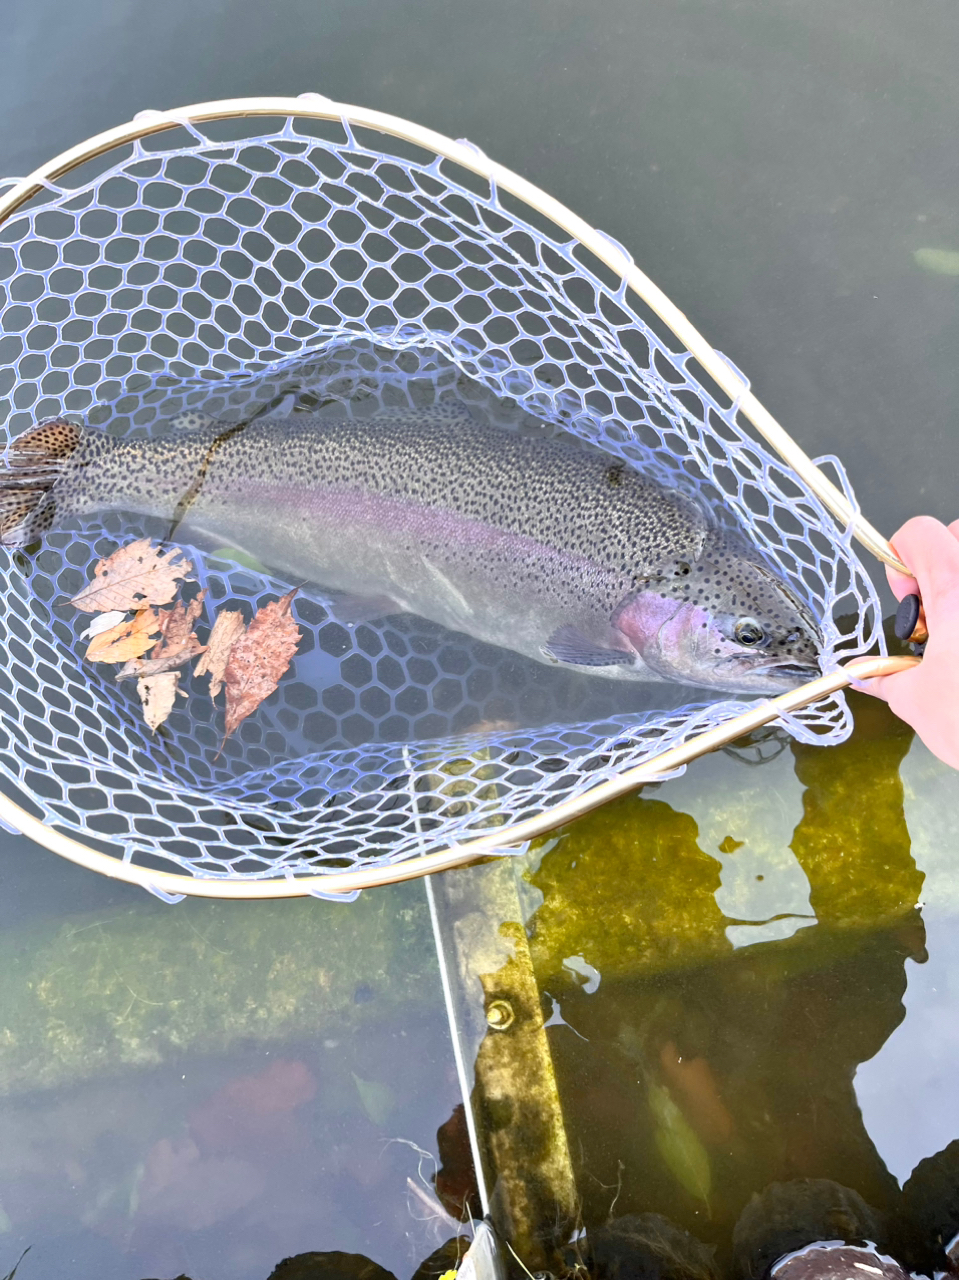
[742,660,819,691]
[752,660,821,686]
[712,655,820,692]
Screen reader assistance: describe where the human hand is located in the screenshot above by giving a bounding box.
[857,516,959,770]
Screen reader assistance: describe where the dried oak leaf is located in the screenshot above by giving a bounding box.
[70,537,193,614]
[85,607,161,664]
[194,608,246,699]
[137,672,182,732]
[116,591,207,681]
[222,589,301,743]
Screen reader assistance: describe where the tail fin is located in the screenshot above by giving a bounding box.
[0,417,84,546]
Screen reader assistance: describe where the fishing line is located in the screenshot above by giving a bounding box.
[167,419,251,542]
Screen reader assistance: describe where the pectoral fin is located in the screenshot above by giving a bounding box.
[543,626,634,667]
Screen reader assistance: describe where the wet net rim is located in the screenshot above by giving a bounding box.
[0,656,919,899]
[0,95,910,899]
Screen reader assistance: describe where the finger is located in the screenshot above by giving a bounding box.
[852,673,886,700]
[889,516,959,626]
[885,562,918,602]
[845,657,900,700]
[858,670,899,700]
[857,668,923,720]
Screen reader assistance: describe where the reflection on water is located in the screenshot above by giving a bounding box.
[463,688,957,1274]
[856,745,959,1186]
[2,686,959,1279]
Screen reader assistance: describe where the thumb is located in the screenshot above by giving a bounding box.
[846,655,921,703]
[888,516,959,627]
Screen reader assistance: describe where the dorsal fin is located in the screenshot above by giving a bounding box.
[7,417,83,465]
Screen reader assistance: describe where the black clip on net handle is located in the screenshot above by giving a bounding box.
[894,592,927,655]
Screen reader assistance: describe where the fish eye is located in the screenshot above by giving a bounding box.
[734,618,765,647]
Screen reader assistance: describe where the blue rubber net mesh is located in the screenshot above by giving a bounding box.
[0,107,884,887]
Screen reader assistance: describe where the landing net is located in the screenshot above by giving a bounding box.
[0,98,884,895]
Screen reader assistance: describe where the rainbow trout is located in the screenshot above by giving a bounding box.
[0,407,821,694]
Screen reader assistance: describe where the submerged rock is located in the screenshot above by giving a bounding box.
[266,1252,397,1280]
[732,1178,885,1280]
[587,1213,719,1280]
[913,247,959,276]
[410,1236,472,1280]
[892,1138,959,1276]
[768,1244,908,1280]
[790,691,922,931]
[526,688,924,994]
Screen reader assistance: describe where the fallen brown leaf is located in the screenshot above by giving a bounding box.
[194,608,246,699]
[85,607,161,664]
[137,672,182,732]
[70,537,193,614]
[156,590,206,649]
[222,590,302,743]
[116,591,207,681]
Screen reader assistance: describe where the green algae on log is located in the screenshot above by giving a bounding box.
[429,858,579,1270]
[525,690,925,987]
[790,690,924,929]
[527,796,730,986]
[0,888,435,1096]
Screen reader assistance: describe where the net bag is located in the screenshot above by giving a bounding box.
[0,96,889,899]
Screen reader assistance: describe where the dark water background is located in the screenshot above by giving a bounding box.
[0,1,958,1277]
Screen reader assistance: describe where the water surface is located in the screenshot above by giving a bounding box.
[1,0,957,1275]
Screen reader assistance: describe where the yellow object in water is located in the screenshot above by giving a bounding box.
[913,246,959,276]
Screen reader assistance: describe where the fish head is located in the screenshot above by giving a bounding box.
[613,540,822,694]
